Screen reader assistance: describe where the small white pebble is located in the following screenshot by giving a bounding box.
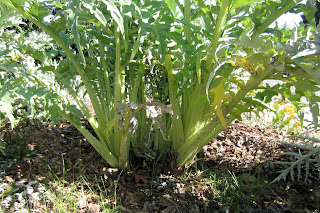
[1,195,13,209]
[16,192,25,203]
[30,192,40,201]
[26,186,34,195]
[14,201,26,211]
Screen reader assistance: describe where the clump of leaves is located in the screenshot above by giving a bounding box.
[272,135,320,183]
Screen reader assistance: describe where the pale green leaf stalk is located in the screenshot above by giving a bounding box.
[176,116,235,166]
[206,0,232,71]
[184,0,192,43]
[54,71,112,150]
[98,39,113,120]
[119,114,130,170]
[165,54,185,151]
[196,55,201,84]
[130,64,146,103]
[181,0,193,129]
[113,21,128,169]
[176,64,276,166]
[184,0,192,74]
[129,63,147,150]
[223,66,275,115]
[60,111,119,168]
[72,14,86,67]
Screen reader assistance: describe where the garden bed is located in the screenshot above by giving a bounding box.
[1,119,319,212]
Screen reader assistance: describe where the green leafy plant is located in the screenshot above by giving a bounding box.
[0,8,64,128]
[0,0,319,172]
[272,135,320,183]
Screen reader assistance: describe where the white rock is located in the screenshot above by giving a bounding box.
[1,195,13,209]
[16,192,25,203]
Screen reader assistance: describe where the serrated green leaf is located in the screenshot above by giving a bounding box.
[255,89,278,103]
[164,0,178,14]
[71,14,86,67]
[101,0,124,34]
[149,24,168,59]
[51,15,66,35]
[310,102,319,129]
[65,105,83,126]
[6,0,25,10]
[193,0,210,14]
[94,8,108,26]
[243,97,277,113]
[130,24,147,60]
[49,105,61,125]
[82,3,107,27]
[88,29,113,44]
[28,1,48,21]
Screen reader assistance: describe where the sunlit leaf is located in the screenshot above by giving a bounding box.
[49,104,61,125]
[295,62,320,85]
[82,3,108,26]
[0,92,15,128]
[209,80,229,129]
[164,0,178,16]
[231,0,261,10]
[28,1,48,21]
[193,0,211,16]
[101,0,124,34]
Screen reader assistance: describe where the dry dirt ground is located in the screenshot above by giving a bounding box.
[0,119,319,212]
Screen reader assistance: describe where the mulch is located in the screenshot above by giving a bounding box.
[0,119,319,212]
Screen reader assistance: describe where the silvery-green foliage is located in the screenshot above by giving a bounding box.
[272,135,320,183]
[0,3,70,128]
